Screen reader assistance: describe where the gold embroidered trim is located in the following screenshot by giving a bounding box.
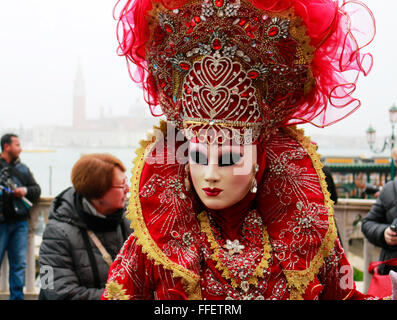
[126,122,336,300]
[127,120,201,300]
[282,126,338,300]
[104,281,130,300]
[198,210,272,288]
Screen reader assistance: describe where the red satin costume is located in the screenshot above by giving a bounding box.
[101,0,376,300]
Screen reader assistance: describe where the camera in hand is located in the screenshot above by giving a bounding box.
[390,218,397,233]
[0,167,16,194]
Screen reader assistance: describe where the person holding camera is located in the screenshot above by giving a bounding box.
[362,179,397,275]
[0,133,41,300]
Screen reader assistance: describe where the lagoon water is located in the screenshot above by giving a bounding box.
[21,147,137,197]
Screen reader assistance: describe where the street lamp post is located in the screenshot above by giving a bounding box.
[366,103,397,180]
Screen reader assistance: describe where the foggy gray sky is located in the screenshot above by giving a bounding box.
[0,0,396,140]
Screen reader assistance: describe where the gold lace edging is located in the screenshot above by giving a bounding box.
[282,126,338,300]
[198,210,272,288]
[125,122,336,300]
[127,120,201,300]
[104,281,131,300]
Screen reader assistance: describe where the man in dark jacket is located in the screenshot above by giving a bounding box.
[0,133,41,300]
[362,179,397,275]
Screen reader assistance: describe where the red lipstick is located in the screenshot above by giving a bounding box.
[202,188,223,197]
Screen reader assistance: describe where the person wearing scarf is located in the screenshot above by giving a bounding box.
[39,154,132,299]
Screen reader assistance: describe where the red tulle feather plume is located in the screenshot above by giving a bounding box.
[114,0,375,128]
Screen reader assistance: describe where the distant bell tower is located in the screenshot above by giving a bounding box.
[73,63,86,129]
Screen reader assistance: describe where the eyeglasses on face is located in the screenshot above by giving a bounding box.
[111,179,129,189]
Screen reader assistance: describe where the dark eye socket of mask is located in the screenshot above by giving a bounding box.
[219,152,242,167]
[189,150,208,165]
[189,150,242,166]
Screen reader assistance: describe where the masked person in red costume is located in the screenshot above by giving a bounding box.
[102,0,380,300]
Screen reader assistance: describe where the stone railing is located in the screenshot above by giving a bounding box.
[0,197,52,299]
[333,198,377,294]
[0,197,379,299]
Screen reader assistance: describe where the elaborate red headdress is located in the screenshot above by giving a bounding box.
[102,1,376,301]
[115,0,374,143]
